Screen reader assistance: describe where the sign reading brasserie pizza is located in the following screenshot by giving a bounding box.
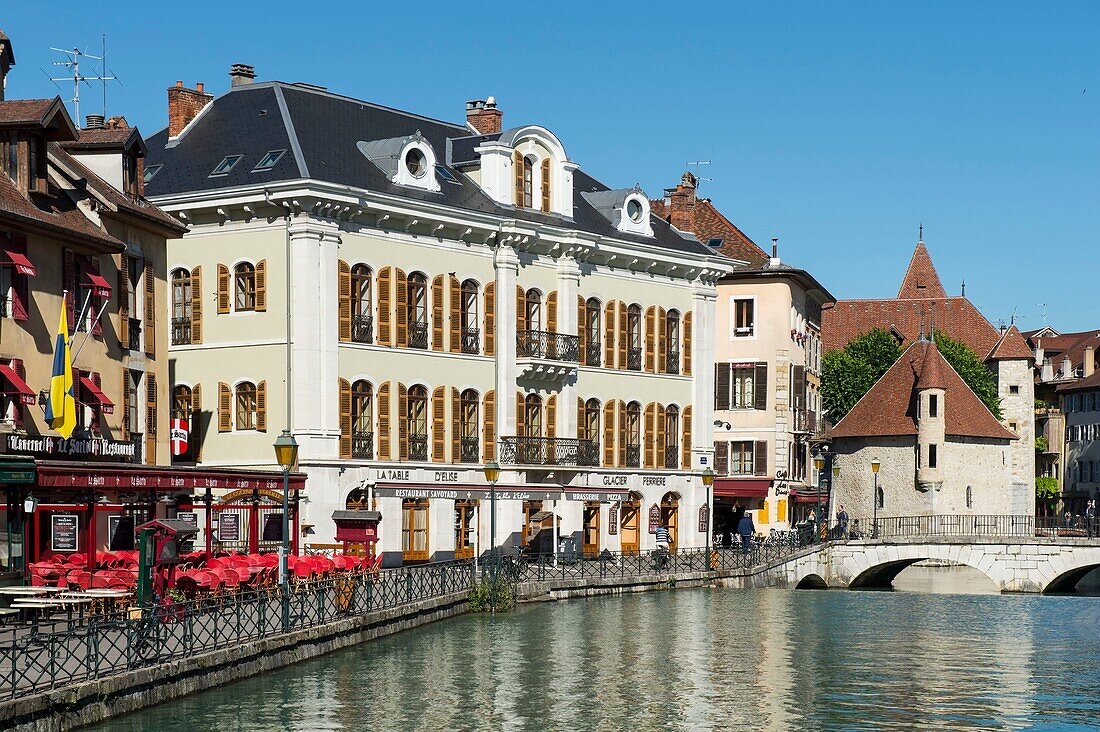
[5,434,137,461]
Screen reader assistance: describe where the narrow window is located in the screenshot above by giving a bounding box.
[664,406,679,468]
[585,298,601,365]
[234,263,256,311]
[235,382,257,430]
[928,393,938,418]
[627,304,642,371]
[525,289,542,332]
[966,485,973,509]
[522,156,534,208]
[171,268,192,345]
[733,298,755,337]
[351,265,372,343]
[461,280,479,353]
[583,398,601,443]
[732,366,755,408]
[665,310,681,373]
[407,273,428,348]
[460,388,479,463]
[928,443,938,469]
[352,380,373,458]
[407,385,428,459]
[524,394,543,438]
[625,401,641,467]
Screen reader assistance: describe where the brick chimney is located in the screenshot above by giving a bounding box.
[229,63,255,87]
[1086,345,1095,378]
[466,97,502,135]
[167,80,213,137]
[663,171,698,231]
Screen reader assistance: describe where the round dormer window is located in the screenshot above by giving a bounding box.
[626,198,644,223]
[404,148,427,179]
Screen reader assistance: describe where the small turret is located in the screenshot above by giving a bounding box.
[915,342,946,493]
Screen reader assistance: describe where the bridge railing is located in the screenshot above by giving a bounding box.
[849,515,1098,540]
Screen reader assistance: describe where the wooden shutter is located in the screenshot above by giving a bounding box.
[645,306,656,372]
[617,400,627,467]
[682,406,692,469]
[256,380,267,432]
[484,283,495,355]
[89,371,101,435]
[483,390,496,460]
[515,391,525,437]
[716,363,731,410]
[217,264,230,314]
[218,382,231,432]
[8,235,28,321]
[617,302,628,370]
[146,373,157,465]
[547,290,557,333]
[644,403,657,468]
[577,397,584,439]
[89,257,103,336]
[122,372,132,437]
[432,386,446,461]
[513,149,525,206]
[604,301,616,367]
[192,383,202,461]
[517,285,526,331]
[603,401,616,467]
[577,296,586,360]
[339,378,352,459]
[144,260,156,357]
[254,259,267,311]
[395,269,408,348]
[397,382,409,461]
[338,260,351,342]
[448,275,461,352]
[792,364,806,410]
[451,387,461,463]
[431,275,445,351]
[63,248,75,330]
[546,394,557,439]
[11,360,25,429]
[755,363,768,410]
[656,405,667,468]
[682,311,693,375]
[119,255,129,345]
[754,441,768,476]
[190,265,203,344]
[540,158,551,212]
[377,267,392,345]
[714,440,728,475]
[378,382,392,460]
[657,307,667,374]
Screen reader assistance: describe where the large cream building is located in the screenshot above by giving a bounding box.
[146,70,736,564]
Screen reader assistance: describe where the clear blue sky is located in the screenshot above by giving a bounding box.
[6,2,1098,332]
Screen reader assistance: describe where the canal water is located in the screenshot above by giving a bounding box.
[94,567,1100,732]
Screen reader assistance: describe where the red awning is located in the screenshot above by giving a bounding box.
[4,249,36,277]
[790,490,827,504]
[78,376,115,414]
[714,478,771,498]
[84,273,112,297]
[35,463,307,491]
[0,364,36,405]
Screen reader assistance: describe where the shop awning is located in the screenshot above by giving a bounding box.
[372,483,563,502]
[3,249,35,276]
[84,273,112,297]
[78,376,114,414]
[714,478,771,498]
[35,463,306,491]
[0,364,36,405]
[790,490,827,504]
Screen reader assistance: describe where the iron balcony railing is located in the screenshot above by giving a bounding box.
[352,431,373,459]
[664,445,679,469]
[666,350,680,374]
[625,444,641,468]
[461,328,480,355]
[352,314,373,344]
[498,436,599,467]
[516,330,580,362]
[171,317,191,345]
[792,409,818,434]
[407,320,428,350]
[0,296,7,318]
[128,318,142,351]
[585,341,602,367]
[627,346,642,371]
[459,436,479,463]
[409,433,428,461]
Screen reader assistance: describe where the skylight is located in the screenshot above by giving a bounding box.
[143,164,163,183]
[209,155,243,177]
[435,164,460,184]
[707,237,725,249]
[252,150,286,172]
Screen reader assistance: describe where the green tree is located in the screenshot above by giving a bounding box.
[821,328,902,420]
[932,331,1002,420]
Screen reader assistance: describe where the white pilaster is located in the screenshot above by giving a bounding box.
[692,280,717,472]
[494,243,521,441]
[557,255,581,438]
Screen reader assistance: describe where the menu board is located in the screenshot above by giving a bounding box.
[262,512,284,541]
[176,512,198,527]
[218,513,240,542]
[608,503,619,535]
[108,515,135,551]
[51,514,79,552]
[648,504,661,534]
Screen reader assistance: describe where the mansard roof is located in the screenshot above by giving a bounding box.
[144,82,713,256]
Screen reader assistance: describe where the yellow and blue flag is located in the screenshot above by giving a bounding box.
[44,303,76,439]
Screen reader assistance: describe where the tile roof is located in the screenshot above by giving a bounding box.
[897,241,946,298]
[650,195,769,265]
[0,98,57,125]
[0,170,121,249]
[831,341,1017,441]
[1057,369,1100,392]
[823,296,1001,354]
[986,325,1033,361]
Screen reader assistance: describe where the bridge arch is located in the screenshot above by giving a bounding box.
[794,573,828,589]
[1042,562,1100,594]
[844,544,1000,590]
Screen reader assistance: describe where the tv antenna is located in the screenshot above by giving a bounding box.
[1038,302,1048,327]
[685,160,713,188]
[46,35,120,123]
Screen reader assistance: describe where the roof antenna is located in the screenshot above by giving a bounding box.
[919,222,924,244]
[1038,302,1047,327]
[46,38,119,123]
[685,160,713,190]
[961,277,966,297]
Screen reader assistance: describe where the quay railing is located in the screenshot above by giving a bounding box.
[848,514,1098,541]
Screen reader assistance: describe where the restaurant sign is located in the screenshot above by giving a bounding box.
[373,484,562,502]
[698,503,709,533]
[51,514,79,552]
[608,502,619,535]
[648,504,661,534]
[5,434,137,461]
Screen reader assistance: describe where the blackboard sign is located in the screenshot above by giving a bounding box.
[108,515,135,551]
[608,503,619,535]
[219,513,240,542]
[262,512,284,541]
[51,514,79,552]
[176,512,198,527]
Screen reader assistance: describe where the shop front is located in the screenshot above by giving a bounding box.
[0,456,35,577]
[713,478,771,547]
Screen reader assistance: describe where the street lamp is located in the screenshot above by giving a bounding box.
[483,461,500,612]
[813,455,825,543]
[273,429,298,629]
[701,468,715,570]
[870,458,881,539]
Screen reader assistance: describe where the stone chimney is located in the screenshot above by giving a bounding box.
[1086,345,1095,378]
[1062,356,1073,379]
[167,80,213,138]
[663,171,698,232]
[1041,357,1054,383]
[466,97,502,135]
[0,29,14,102]
[229,63,255,87]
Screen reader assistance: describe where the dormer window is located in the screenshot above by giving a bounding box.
[626,198,643,223]
[580,187,654,237]
[2,132,17,185]
[404,147,426,178]
[357,132,440,192]
[522,156,535,208]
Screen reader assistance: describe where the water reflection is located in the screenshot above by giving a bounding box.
[95,584,1100,732]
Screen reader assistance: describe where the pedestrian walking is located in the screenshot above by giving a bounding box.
[1086,500,1096,539]
[654,524,672,570]
[737,512,755,554]
[807,508,818,543]
[837,505,850,540]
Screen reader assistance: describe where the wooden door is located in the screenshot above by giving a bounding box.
[661,497,679,552]
[401,499,429,562]
[583,502,600,556]
[620,501,640,554]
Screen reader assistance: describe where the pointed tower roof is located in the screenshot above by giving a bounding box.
[915,342,950,390]
[897,241,947,299]
[985,325,1033,362]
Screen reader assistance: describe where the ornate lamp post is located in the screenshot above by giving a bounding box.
[273,430,298,630]
[870,458,881,539]
[701,468,715,570]
[813,455,825,543]
[483,461,500,613]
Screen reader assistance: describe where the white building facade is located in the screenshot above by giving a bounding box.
[146,77,734,564]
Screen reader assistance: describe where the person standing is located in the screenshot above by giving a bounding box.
[654,524,672,570]
[737,511,755,554]
[837,505,850,540]
[1086,500,1096,539]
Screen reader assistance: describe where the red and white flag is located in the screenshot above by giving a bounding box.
[170,418,189,456]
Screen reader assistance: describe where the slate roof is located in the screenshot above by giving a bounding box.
[144,82,712,256]
[831,340,1017,441]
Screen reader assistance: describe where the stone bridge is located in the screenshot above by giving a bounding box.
[724,538,1100,593]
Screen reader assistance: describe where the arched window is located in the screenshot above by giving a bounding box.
[583,398,601,443]
[352,380,373,459]
[235,381,257,430]
[665,310,681,374]
[171,268,192,345]
[524,394,543,438]
[664,406,679,468]
[585,298,601,366]
[460,388,480,463]
[525,289,542,332]
[627,304,642,371]
[234,263,256,311]
[351,264,372,343]
[407,273,428,349]
[625,401,641,467]
[172,385,192,421]
[407,385,428,460]
[461,280,479,354]
[522,156,535,208]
